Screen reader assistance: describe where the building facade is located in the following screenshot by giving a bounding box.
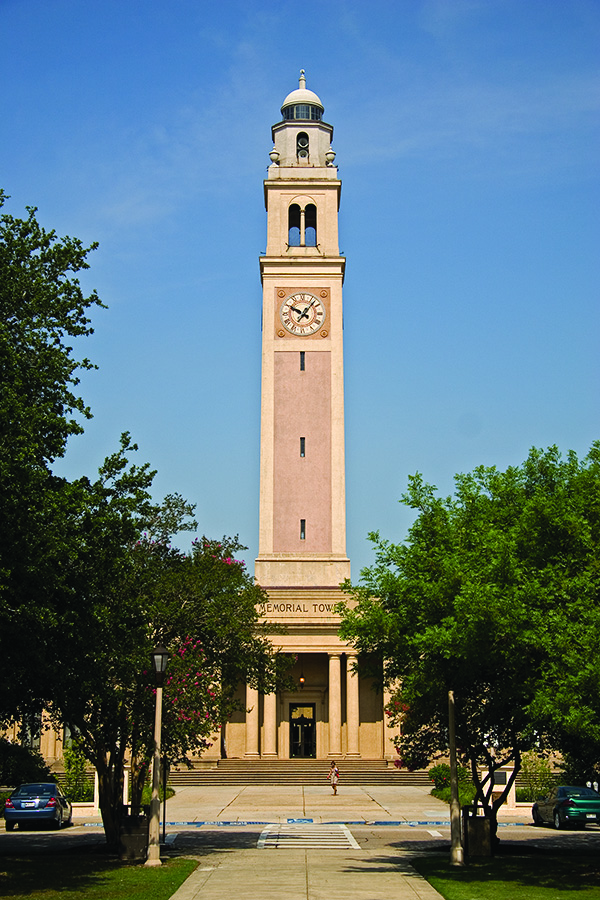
[223,74,393,761]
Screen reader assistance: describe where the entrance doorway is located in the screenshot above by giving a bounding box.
[289,703,316,758]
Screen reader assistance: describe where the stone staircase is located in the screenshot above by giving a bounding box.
[169,759,431,787]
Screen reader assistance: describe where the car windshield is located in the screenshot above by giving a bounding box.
[565,787,599,798]
[13,784,56,797]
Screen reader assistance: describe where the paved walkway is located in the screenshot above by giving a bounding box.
[164,782,456,825]
[160,785,455,899]
[168,844,443,900]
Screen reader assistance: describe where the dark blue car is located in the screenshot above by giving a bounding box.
[4,783,72,831]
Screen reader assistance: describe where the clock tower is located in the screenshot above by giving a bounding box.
[230,73,389,762]
[255,71,350,592]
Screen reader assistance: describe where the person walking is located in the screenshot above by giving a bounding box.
[328,760,339,795]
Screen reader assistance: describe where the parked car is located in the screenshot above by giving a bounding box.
[532,785,600,829]
[4,783,72,831]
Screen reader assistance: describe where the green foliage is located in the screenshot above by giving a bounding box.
[0,194,294,849]
[429,763,475,805]
[63,739,93,801]
[431,784,478,806]
[0,192,104,720]
[140,783,175,805]
[516,787,538,802]
[519,751,557,800]
[429,763,471,790]
[0,189,103,467]
[339,443,600,839]
[0,738,51,787]
[558,751,600,786]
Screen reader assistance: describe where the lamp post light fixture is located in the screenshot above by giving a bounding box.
[145,643,170,867]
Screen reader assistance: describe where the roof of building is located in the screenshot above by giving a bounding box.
[281,70,324,111]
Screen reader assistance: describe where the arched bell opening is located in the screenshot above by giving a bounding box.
[288,204,301,246]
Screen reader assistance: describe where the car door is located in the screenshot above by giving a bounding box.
[539,787,559,822]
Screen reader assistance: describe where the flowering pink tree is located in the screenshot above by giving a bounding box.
[126,534,292,814]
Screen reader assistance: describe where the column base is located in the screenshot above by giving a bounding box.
[244,752,260,759]
[345,752,361,758]
[261,752,278,759]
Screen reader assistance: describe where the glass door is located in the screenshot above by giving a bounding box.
[289,703,316,758]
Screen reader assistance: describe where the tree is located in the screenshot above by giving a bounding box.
[0,190,103,717]
[0,194,292,848]
[28,434,287,848]
[339,443,600,845]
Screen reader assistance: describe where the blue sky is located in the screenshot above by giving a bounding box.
[2,0,598,577]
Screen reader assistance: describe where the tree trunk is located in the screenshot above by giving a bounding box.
[96,757,125,850]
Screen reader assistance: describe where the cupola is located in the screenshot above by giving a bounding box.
[280,70,324,122]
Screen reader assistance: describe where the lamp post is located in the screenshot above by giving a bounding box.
[145,643,170,867]
[448,689,465,866]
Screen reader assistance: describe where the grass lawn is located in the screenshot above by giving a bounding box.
[412,855,600,900]
[0,853,197,900]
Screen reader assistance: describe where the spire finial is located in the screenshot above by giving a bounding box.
[299,69,306,89]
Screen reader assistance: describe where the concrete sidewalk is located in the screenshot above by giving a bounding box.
[168,844,443,900]
[164,782,454,825]
[160,784,453,899]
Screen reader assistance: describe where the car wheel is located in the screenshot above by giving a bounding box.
[554,811,563,830]
[54,811,63,830]
[5,822,15,832]
[532,808,543,826]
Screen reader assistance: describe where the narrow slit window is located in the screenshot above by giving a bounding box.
[300,437,305,457]
[300,519,306,540]
[300,351,305,371]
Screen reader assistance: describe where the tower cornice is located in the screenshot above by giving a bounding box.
[259,257,345,282]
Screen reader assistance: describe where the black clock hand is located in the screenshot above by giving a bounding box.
[299,299,316,321]
[289,305,304,316]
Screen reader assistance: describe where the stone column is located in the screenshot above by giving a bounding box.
[263,691,278,758]
[382,684,396,760]
[245,684,260,758]
[328,653,342,757]
[346,653,360,757]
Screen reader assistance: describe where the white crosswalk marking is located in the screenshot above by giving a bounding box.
[258,823,360,850]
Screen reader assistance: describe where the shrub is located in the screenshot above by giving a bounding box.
[520,751,557,800]
[0,738,51,787]
[431,784,477,806]
[429,763,471,791]
[63,740,94,802]
[516,787,541,802]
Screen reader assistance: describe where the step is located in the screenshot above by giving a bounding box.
[169,759,431,787]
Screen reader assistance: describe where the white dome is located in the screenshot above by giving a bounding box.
[281,71,324,112]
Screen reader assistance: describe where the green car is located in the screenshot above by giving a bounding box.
[532,785,600,829]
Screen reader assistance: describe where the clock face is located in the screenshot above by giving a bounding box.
[280,292,326,336]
